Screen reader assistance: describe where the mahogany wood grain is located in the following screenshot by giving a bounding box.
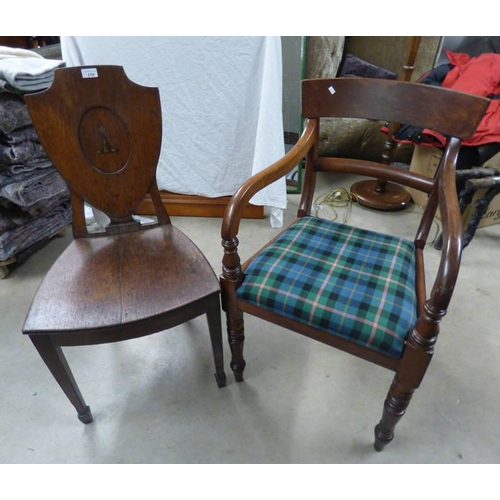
[24,226,219,335]
[301,78,487,139]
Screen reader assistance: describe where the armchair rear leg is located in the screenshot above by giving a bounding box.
[30,335,93,424]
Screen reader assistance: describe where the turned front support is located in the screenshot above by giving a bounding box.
[374,300,444,451]
[221,236,246,381]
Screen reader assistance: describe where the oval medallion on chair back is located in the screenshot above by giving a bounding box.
[25,65,163,222]
[78,106,131,175]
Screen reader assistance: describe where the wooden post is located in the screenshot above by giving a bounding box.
[350,36,422,211]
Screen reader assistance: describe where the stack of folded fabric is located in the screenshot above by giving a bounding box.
[0,45,65,92]
[0,46,71,266]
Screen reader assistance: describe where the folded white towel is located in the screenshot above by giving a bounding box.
[0,45,44,60]
[0,56,65,92]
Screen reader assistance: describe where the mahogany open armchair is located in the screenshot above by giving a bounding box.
[220,78,488,450]
[23,66,226,424]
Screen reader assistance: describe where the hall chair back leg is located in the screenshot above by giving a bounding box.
[220,77,488,450]
[23,66,226,424]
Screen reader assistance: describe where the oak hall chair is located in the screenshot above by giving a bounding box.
[220,78,488,450]
[23,66,226,424]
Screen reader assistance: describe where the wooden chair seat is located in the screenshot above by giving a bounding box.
[23,225,220,337]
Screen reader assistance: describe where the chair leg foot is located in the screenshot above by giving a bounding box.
[230,360,246,382]
[77,406,93,424]
[214,371,227,388]
[374,423,392,452]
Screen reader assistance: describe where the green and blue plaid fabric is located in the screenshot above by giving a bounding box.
[237,216,417,358]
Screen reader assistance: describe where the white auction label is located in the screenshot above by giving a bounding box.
[81,68,98,79]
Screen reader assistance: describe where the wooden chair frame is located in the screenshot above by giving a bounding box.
[220,78,489,450]
[23,66,226,424]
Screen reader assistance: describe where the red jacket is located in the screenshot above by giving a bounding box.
[423,50,500,147]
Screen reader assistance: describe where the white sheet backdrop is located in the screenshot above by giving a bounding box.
[61,36,286,224]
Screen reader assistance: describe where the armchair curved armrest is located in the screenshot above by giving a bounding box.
[430,136,464,312]
[405,137,464,360]
[221,119,318,242]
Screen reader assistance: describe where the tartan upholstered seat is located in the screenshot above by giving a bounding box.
[237,216,417,358]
